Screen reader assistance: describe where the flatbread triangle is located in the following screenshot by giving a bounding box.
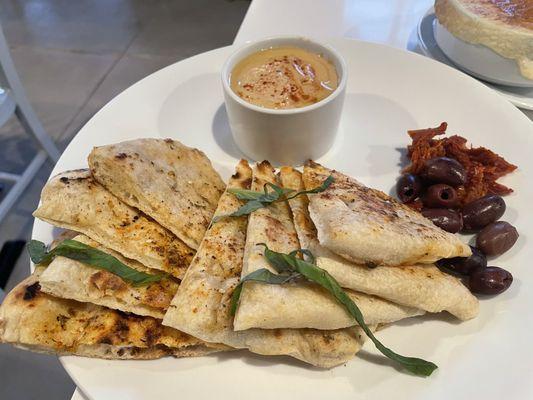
[33,169,194,279]
[163,160,369,368]
[39,234,180,319]
[0,270,226,360]
[88,139,225,250]
[231,161,423,331]
[302,160,471,266]
[280,166,478,321]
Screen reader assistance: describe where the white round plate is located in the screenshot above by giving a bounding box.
[417,9,533,110]
[32,38,533,400]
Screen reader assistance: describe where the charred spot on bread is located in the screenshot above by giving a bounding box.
[23,282,41,301]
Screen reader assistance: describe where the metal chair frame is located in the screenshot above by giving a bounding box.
[0,23,60,224]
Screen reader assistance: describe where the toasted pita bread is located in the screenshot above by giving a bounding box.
[163,160,369,368]
[88,139,225,250]
[33,169,193,279]
[233,162,422,331]
[39,234,180,319]
[280,167,478,321]
[303,161,471,266]
[0,270,226,360]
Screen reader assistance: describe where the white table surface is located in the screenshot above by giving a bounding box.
[70,0,532,398]
[235,0,433,48]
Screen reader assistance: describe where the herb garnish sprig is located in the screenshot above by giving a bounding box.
[28,239,164,286]
[231,244,438,377]
[214,175,333,222]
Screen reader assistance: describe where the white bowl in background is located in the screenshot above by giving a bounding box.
[417,10,533,111]
[434,21,533,88]
[221,36,347,166]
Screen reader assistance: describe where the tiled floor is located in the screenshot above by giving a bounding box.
[0,1,249,399]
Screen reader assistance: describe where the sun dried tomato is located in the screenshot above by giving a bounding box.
[403,123,516,205]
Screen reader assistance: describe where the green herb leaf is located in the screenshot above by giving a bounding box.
[233,244,438,377]
[258,243,295,273]
[285,175,335,200]
[229,283,243,316]
[212,200,266,222]
[289,248,316,265]
[230,268,301,315]
[28,239,165,286]
[28,240,50,264]
[216,176,334,222]
[264,182,295,200]
[227,188,269,201]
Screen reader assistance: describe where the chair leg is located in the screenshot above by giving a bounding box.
[15,106,61,162]
[0,23,61,163]
[0,22,61,224]
[0,151,47,223]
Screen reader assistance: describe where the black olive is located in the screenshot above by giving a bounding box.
[469,266,513,295]
[396,174,422,203]
[421,208,463,233]
[424,184,459,208]
[437,246,487,275]
[421,157,467,186]
[462,195,506,231]
[476,221,519,256]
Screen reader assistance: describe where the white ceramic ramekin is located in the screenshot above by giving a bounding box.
[221,36,347,166]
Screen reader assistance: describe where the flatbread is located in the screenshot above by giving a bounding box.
[88,139,225,250]
[163,160,368,368]
[233,161,422,331]
[33,169,193,279]
[39,234,180,319]
[0,270,226,360]
[303,161,471,266]
[280,167,478,321]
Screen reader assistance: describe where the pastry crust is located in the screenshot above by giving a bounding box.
[435,0,533,79]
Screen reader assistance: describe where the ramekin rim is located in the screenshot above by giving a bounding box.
[221,35,347,115]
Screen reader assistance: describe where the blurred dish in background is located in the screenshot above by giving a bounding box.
[434,0,533,86]
[418,9,533,110]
